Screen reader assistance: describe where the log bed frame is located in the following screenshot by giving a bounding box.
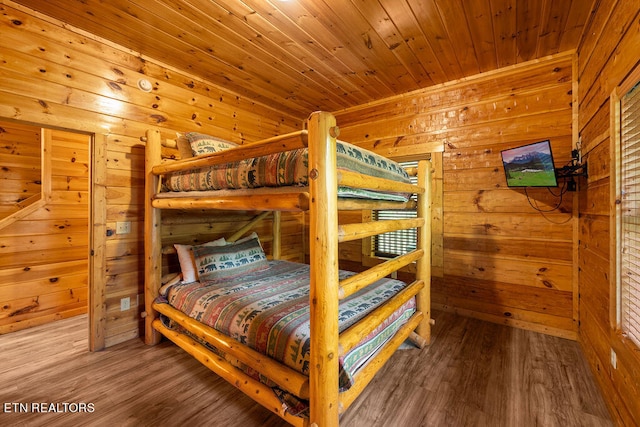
[143,111,432,426]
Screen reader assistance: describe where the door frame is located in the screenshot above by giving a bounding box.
[89,133,107,351]
[0,117,106,351]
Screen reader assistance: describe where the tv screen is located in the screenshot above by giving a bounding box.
[501,140,558,187]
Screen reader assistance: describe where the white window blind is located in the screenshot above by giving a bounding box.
[374,161,418,258]
[620,82,640,348]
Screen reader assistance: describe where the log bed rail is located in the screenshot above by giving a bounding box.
[143,111,432,427]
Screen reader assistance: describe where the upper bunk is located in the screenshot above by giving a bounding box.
[143,111,424,213]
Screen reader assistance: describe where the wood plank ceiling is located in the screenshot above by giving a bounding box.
[11,0,595,119]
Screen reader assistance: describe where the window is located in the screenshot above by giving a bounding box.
[618,81,640,348]
[373,160,418,258]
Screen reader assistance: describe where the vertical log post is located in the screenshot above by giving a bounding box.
[415,159,432,343]
[272,211,281,260]
[144,129,162,345]
[307,111,340,427]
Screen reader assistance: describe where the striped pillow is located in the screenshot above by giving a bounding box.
[174,237,226,283]
[193,236,269,283]
[185,132,238,156]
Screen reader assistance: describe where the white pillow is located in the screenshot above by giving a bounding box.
[174,237,226,283]
[229,231,259,245]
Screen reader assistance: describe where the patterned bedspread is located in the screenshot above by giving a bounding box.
[163,141,412,201]
[162,260,416,391]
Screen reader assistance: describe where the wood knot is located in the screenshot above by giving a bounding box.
[108,81,122,91]
[309,169,319,180]
[363,33,373,49]
[150,114,167,123]
[330,126,340,138]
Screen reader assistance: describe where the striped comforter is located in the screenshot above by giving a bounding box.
[162,141,412,201]
[162,260,415,391]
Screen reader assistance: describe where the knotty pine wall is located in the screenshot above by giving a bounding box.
[335,52,577,340]
[0,122,90,334]
[160,210,304,274]
[576,1,640,425]
[0,121,41,219]
[1,0,637,421]
[0,1,302,348]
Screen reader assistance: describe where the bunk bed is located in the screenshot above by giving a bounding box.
[143,111,432,426]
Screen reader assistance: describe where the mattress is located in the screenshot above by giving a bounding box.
[159,260,416,392]
[162,141,412,201]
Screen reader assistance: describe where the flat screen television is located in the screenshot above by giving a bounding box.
[501,140,558,187]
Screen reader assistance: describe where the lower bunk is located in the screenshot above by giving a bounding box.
[151,252,426,426]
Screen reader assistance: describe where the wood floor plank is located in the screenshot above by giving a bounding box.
[0,311,612,426]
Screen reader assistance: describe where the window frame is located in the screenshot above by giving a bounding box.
[612,65,640,353]
[362,157,428,273]
[373,160,419,258]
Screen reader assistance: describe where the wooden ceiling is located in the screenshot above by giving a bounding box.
[12,0,595,118]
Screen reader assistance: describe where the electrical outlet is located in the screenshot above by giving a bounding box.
[120,297,130,311]
[116,221,131,234]
[611,348,617,369]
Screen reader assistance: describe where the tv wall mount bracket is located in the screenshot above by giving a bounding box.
[555,149,587,191]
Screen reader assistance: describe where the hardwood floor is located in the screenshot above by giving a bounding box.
[0,311,612,427]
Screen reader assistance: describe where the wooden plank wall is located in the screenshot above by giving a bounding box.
[335,52,576,339]
[576,0,640,424]
[0,0,301,348]
[0,123,90,333]
[160,209,305,273]
[0,121,41,218]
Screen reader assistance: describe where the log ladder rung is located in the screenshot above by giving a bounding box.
[338,250,424,299]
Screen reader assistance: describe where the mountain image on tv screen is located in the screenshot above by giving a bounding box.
[501,140,558,187]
